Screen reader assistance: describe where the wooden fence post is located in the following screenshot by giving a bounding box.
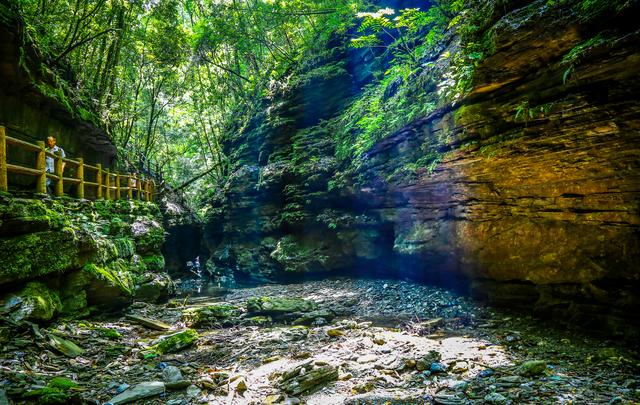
[104,169,111,200]
[115,174,121,200]
[0,126,7,192]
[76,158,84,199]
[127,173,133,199]
[136,174,142,200]
[54,150,63,197]
[96,164,102,199]
[36,141,46,194]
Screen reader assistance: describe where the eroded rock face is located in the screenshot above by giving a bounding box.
[205,0,640,330]
[0,196,172,319]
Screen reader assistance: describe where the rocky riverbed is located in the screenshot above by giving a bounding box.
[0,278,638,404]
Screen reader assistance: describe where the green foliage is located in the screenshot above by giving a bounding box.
[24,377,78,404]
[576,0,635,20]
[561,34,610,83]
[514,99,555,122]
[153,329,199,354]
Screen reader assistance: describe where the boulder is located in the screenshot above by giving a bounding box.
[246,296,317,315]
[182,303,240,327]
[1,281,61,322]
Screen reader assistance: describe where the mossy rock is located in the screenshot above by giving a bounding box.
[23,376,79,404]
[517,360,547,376]
[246,296,317,315]
[114,237,135,258]
[242,315,273,327]
[142,255,165,272]
[153,329,199,354]
[96,327,122,340]
[292,309,335,326]
[3,281,62,322]
[134,273,174,303]
[0,229,81,285]
[182,303,241,327]
[0,197,69,236]
[132,218,165,254]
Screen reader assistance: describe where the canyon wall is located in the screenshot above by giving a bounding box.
[205,0,640,333]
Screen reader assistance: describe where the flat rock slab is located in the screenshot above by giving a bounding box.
[47,333,84,358]
[107,381,165,404]
[126,314,171,331]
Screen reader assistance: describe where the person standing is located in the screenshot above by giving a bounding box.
[45,135,65,194]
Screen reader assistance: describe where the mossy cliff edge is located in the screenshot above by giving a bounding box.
[0,196,171,322]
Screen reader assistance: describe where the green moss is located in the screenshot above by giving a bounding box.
[114,238,135,258]
[269,235,328,272]
[183,303,240,326]
[0,228,80,284]
[8,281,62,322]
[153,329,199,354]
[82,260,134,296]
[247,296,317,314]
[24,376,78,404]
[96,327,122,340]
[60,289,88,317]
[47,377,78,390]
[23,387,70,404]
[142,255,165,272]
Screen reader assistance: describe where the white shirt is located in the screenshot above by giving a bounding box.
[45,145,65,173]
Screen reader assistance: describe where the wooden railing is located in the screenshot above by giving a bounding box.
[0,126,155,201]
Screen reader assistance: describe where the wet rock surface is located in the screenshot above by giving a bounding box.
[0,278,638,404]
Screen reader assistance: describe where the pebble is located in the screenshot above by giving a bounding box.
[430,362,447,373]
[357,354,378,364]
[186,384,201,397]
[484,392,508,404]
[479,369,494,378]
[162,366,183,383]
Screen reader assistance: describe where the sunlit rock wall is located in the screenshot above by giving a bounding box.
[205,0,640,332]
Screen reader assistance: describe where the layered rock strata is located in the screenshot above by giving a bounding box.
[205,0,640,333]
[0,196,171,322]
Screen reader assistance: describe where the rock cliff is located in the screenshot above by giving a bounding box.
[205,0,640,333]
[0,196,171,322]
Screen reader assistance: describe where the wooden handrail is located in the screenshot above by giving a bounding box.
[0,125,155,201]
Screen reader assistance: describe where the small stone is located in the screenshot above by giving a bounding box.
[162,366,183,383]
[166,380,190,390]
[479,369,494,378]
[186,384,201,397]
[233,378,248,393]
[430,362,447,373]
[284,397,301,405]
[484,392,508,404]
[357,354,377,364]
[327,329,344,337]
[338,373,353,381]
[263,355,282,364]
[107,381,165,405]
[47,334,84,358]
[517,360,547,376]
[372,337,385,345]
[152,329,199,354]
[451,361,468,373]
[404,359,416,369]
